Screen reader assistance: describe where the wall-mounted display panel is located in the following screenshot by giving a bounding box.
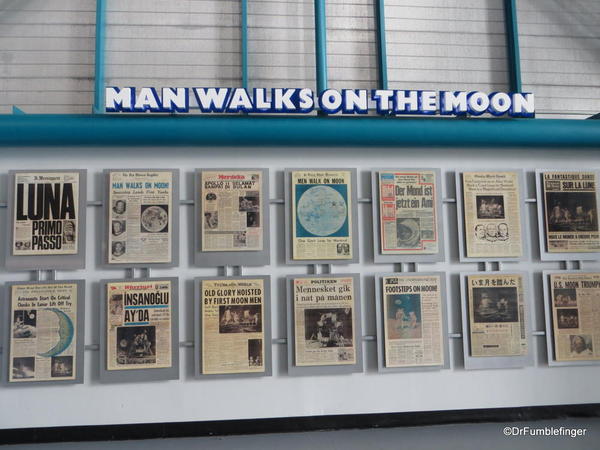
[5,170,87,270]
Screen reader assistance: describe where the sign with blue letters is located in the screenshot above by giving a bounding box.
[106,87,535,117]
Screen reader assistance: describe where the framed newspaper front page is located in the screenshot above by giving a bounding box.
[456,170,527,262]
[536,170,600,261]
[372,169,445,263]
[99,277,179,383]
[543,270,600,367]
[286,274,363,375]
[103,169,180,268]
[285,168,359,264]
[375,272,449,373]
[194,168,270,267]
[2,280,85,385]
[460,271,533,370]
[5,169,87,270]
[195,275,272,378]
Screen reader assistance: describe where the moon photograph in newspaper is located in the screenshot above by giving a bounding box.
[140,205,169,233]
[219,305,262,333]
[248,339,263,367]
[386,294,422,339]
[557,309,579,329]
[116,326,157,365]
[51,356,73,378]
[553,289,577,307]
[546,192,598,233]
[13,310,37,338]
[476,195,505,219]
[296,185,348,237]
[303,308,353,348]
[12,357,35,379]
[472,287,519,323]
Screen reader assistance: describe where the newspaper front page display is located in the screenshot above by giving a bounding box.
[108,171,173,264]
[379,171,439,255]
[542,172,600,253]
[9,283,78,382]
[293,276,356,366]
[382,274,444,368]
[462,172,522,258]
[106,280,172,371]
[292,170,353,260]
[550,272,600,362]
[201,278,265,374]
[467,274,527,357]
[201,170,263,252]
[13,172,79,256]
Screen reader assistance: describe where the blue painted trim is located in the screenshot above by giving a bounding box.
[93,0,107,114]
[241,0,248,89]
[314,0,328,93]
[0,115,598,147]
[504,0,522,92]
[12,106,25,115]
[375,0,388,90]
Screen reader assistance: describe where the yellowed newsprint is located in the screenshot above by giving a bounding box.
[550,272,600,361]
[108,171,173,264]
[462,171,522,258]
[292,170,353,260]
[9,283,78,382]
[467,273,527,357]
[201,278,265,374]
[543,171,600,253]
[13,171,79,256]
[106,280,172,370]
[201,170,263,251]
[293,276,356,366]
[382,274,444,368]
[379,170,439,255]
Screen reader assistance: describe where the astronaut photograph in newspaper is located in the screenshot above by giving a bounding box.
[9,283,78,382]
[292,170,353,260]
[201,278,265,374]
[542,171,600,253]
[12,171,79,256]
[382,274,444,368]
[378,170,438,255]
[550,272,600,361]
[106,280,172,370]
[108,170,173,264]
[462,172,522,258]
[293,276,356,366]
[467,274,527,357]
[200,170,263,252]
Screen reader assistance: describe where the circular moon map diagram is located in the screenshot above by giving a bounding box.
[297,185,347,236]
[141,206,168,232]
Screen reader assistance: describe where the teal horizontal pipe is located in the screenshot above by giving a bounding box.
[0,115,598,147]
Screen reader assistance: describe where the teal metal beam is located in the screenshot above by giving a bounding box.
[241,0,248,89]
[504,0,522,92]
[375,0,388,90]
[93,0,107,114]
[0,115,598,147]
[314,0,328,93]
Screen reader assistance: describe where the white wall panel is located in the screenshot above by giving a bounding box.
[248,0,316,91]
[518,0,600,118]
[384,0,510,94]
[0,0,95,113]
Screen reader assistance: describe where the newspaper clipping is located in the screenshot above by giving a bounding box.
[108,171,173,264]
[201,170,263,252]
[293,276,356,366]
[201,278,265,374]
[543,171,600,253]
[106,280,172,371]
[550,272,600,362]
[467,274,527,357]
[382,274,444,368]
[462,172,522,258]
[9,283,78,382]
[379,170,438,255]
[13,171,79,256]
[292,170,353,260]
